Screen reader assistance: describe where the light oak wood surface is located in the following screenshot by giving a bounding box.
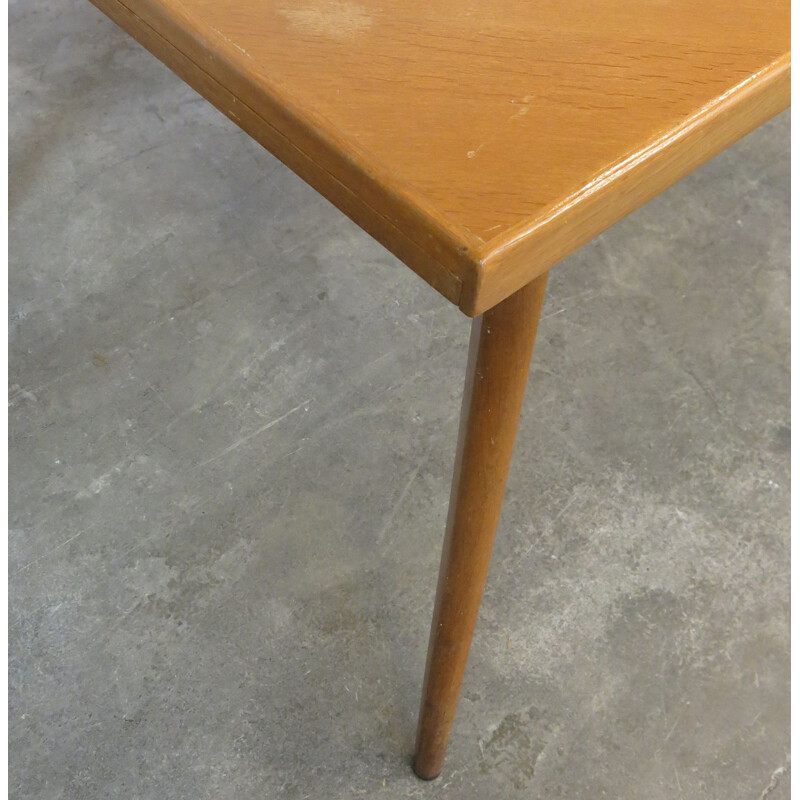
[89,0,790,315]
[86,0,790,780]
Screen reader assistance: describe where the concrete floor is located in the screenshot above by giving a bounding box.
[9,2,790,798]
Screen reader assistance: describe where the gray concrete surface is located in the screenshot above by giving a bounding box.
[9,2,790,798]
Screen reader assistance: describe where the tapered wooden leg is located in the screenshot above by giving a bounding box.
[413,273,549,780]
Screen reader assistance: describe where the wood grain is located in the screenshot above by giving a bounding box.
[472,54,790,314]
[414,273,548,779]
[88,0,789,315]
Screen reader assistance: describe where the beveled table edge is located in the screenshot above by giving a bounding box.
[88,0,790,318]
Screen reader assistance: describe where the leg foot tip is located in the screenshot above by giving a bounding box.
[412,759,441,781]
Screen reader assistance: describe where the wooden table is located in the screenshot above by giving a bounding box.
[88,0,790,779]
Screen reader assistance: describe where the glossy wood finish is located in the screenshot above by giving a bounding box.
[414,273,548,779]
[89,0,789,316]
[88,0,789,780]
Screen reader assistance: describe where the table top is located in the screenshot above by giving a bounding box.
[91,0,790,315]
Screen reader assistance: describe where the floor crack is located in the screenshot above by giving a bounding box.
[759,755,790,800]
